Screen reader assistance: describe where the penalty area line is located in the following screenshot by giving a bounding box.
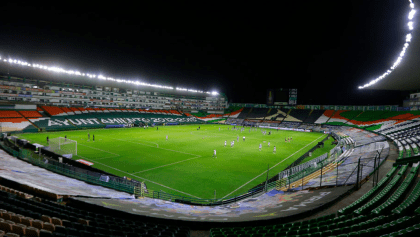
[221,134,326,199]
[75,155,201,199]
[78,143,121,156]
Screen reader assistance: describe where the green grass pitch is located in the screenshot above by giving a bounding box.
[18,124,328,200]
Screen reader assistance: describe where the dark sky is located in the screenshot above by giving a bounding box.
[0,1,417,105]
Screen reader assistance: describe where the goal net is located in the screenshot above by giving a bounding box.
[49,137,77,157]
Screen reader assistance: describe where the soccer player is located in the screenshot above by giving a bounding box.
[88,133,90,141]
[268,141,270,147]
[243,136,245,141]
[46,136,49,144]
[65,135,67,141]
[93,134,95,142]
[273,146,276,154]
[213,150,217,158]
[166,135,168,141]
[259,143,262,151]
[219,127,221,131]
[237,136,239,142]
[225,140,227,147]
[231,141,233,148]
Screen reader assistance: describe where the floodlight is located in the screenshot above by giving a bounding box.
[408,21,414,30]
[358,1,416,89]
[409,9,416,20]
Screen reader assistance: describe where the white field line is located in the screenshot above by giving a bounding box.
[221,134,326,199]
[95,155,120,161]
[78,143,121,156]
[75,155,201,199]
[133,155,202,174]
[113,138,201,157]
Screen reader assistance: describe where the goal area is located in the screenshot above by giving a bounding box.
[49,137,77,157]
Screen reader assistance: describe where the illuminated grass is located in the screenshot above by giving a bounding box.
[18,124,327,199]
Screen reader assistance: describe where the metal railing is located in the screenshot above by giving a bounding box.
[0,135,346,206]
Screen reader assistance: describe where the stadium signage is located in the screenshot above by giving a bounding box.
[67,118,101,125]
[0,93,19,97]
[76,159,94,166]
[90,99,113,103]
[45,116,198,127]
[101,118,127,124]
[59,91,86,95]
[0,85,20,90]
[259,126,311,132]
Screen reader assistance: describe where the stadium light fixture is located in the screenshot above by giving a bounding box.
[0,55,218,95]
[358,0,416,89]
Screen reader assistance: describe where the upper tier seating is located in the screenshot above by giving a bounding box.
[246,108,269,119]
[41,106,67,116]
[284,109,311,122]
[0,111,22,118]
[303,110,326,123]
[18,111,42,118]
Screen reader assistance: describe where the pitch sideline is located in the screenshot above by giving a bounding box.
[221,134,326,199]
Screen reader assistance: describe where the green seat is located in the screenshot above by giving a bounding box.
[331,228,342,235]
[297,229,309,235]
[341,226,351,234]
[310,226,320,233]
[311,232,322,237]
[211,233,224,237]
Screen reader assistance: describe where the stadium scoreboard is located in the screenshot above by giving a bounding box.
[267,88,297,106]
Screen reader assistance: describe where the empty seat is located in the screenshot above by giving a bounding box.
[21,217,33,227]
[32,220,43,229]
[0,222,13,233]
[42,222,55,232]
[51,217,62,226]
[39,229,53,237]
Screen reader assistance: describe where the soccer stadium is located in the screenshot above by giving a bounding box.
[0,1,420,237]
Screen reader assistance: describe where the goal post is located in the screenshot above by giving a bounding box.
[49,137,77,156]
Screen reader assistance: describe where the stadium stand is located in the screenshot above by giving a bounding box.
[0,111,23,118]
[283,109,311,122]
[41,106,68,117]
[302,110,326,124]
[4,102,420,236]
[237,108,252,119]
[244,108,269,120]
[211,162,420,237]
[18,111,42,118]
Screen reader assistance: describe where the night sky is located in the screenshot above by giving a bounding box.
[0,1,417,106]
